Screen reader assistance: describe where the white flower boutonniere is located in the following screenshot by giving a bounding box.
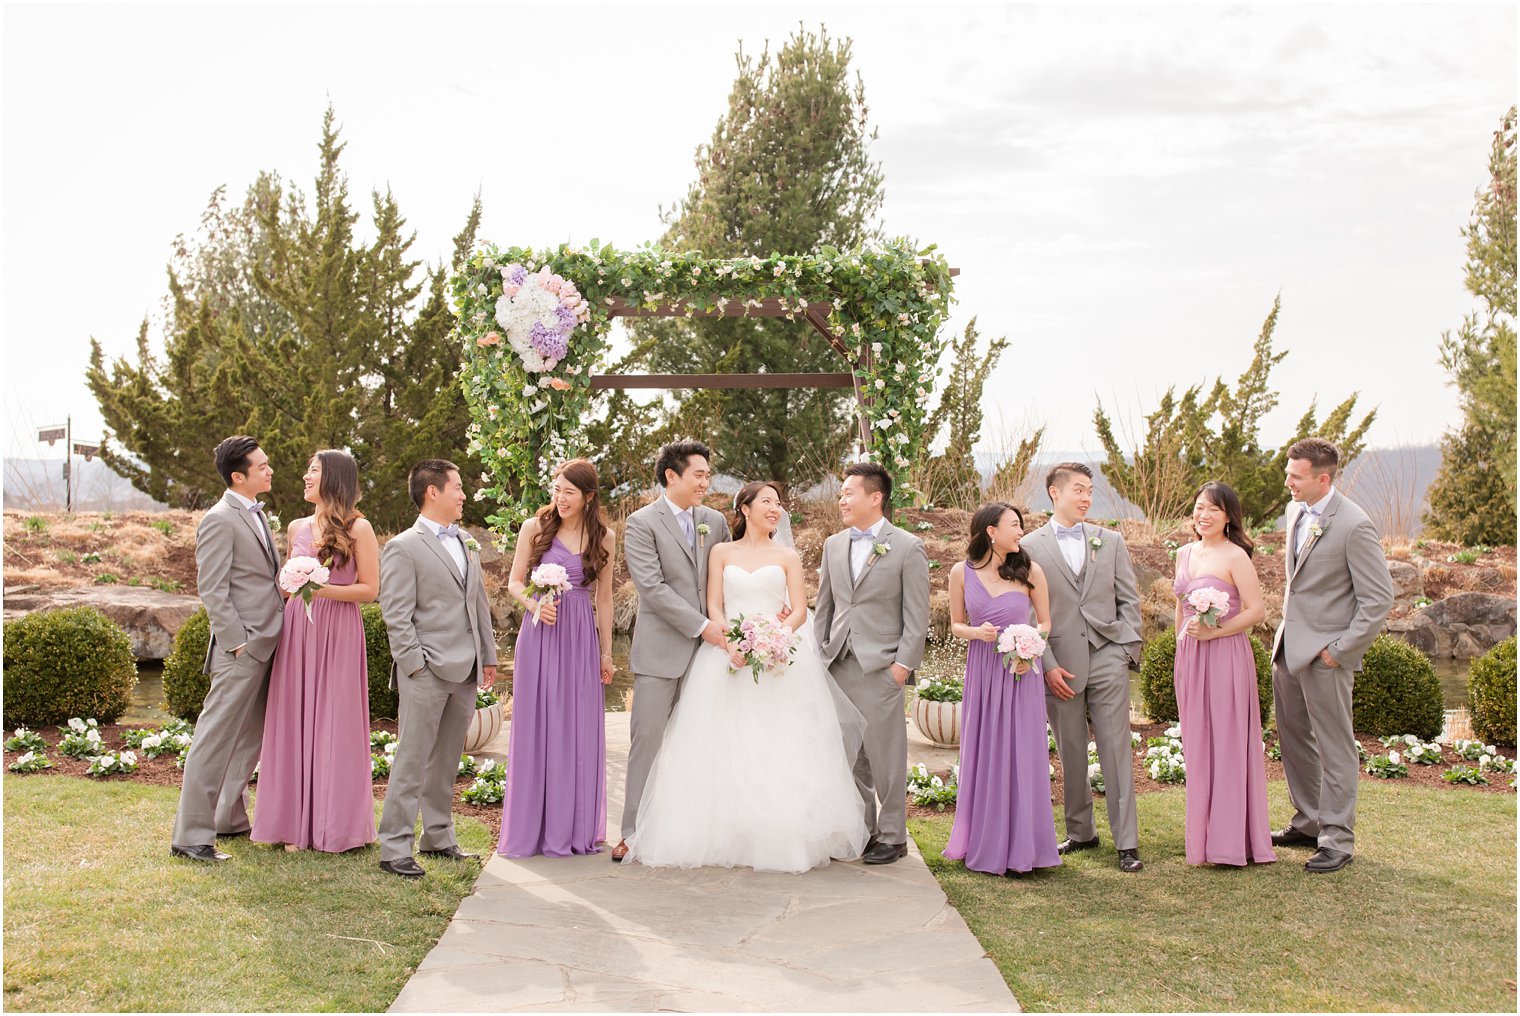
[872,540,892,558]
[1308,522,1325,540]
[1088,536,1103,563]
[265,512,282,534]
[696,521,711,549]
[463,535,481,554]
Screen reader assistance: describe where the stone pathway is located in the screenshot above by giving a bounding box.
[389,713,1015,1013]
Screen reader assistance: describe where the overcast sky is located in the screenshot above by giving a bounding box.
[3,2,1514,471]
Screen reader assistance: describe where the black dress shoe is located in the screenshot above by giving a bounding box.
[1057,836,1100,855]
[171,844,230,863]
[1304,848,1353,873]
[862,840,908,865]
[379,857,426,879]
[1271,826,1318,848]
[1117,849,1144,873]
[420,846,477,861]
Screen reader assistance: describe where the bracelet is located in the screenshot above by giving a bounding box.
[600,653,613,661]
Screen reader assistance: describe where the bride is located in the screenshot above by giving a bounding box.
[628,481,869,873]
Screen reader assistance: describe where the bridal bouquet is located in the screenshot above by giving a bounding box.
[523,562,572,625]
[490,264,591,374]
[1185,587,1232,628]
[725,613,800,683]
[279,556,331,622]
[996,623,1046,679]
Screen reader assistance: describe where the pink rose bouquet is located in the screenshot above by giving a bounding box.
[279,555,331,622]
[524,562,572,625]
[1186,587,1232,628]
[996,623,1047,680]
[725,613,800,683]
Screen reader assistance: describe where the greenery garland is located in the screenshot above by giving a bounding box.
[449,238,955,542]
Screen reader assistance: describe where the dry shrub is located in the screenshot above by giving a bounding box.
[1384,540,1415,561]
[983,414,1046,511]
[928,589,952,641]
[1140,576,1177,641]
[1459,568,1506,591]
[612,582,640,634]
[1340,445,1426,542]
[1119,518,1159,547]
[1498,563,1518,582]
[5,567,63,587]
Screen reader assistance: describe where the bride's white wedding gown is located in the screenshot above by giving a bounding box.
[629,564,869,873]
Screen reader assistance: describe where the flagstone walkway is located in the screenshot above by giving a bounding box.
[388,713,1015,1013]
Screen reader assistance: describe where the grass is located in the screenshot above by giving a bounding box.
[910,782,1516,1012]
[3,777,492,1012]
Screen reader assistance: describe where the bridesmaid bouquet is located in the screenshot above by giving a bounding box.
[996,623,1047,679]
[279,555,331,622]
[524,562,572,625]
[725,614,800,683]
[1185,587,1232,627]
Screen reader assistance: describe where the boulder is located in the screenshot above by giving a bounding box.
[1386,593,1516,659]
[1422,592,1517,630]
[2,586,200,660]
[1386,559,1423,602]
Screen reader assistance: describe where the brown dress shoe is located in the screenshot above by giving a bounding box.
[610,839,630,863]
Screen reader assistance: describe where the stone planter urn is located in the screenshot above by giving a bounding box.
[912,695,962,748]
[463,701,503,754]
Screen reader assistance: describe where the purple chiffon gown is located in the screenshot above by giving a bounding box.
[944,567,1062,875]
[250,524,376,852]
[1173,543,1276,866]
[499,537,607,858]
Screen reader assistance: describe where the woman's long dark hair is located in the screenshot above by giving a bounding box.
[1193,480,1255,558]
[731,481,779,541]
[966,502,1032,587]
[311,449,363,568]
[528,459,611,583]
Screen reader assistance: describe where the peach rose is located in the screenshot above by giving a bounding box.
[477,332,502,347]
[546,377,572,391]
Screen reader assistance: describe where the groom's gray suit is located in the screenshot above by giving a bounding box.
[172,490,284,849]
[621,496,730,841]
[377,517,497,862]
[1272,489,1393,855]
[1023,520,1142,850]
[815,518,930,847]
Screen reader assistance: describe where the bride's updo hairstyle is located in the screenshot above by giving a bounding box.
[731,481,780,541]
[966,501,1032,587]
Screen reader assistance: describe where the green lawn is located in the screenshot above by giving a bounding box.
[911,782,1517,1012]
[3,778,491,1012]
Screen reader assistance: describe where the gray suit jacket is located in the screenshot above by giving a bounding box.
[1022,521,1142,690]
[1273,491,1394,674]
[624,498,731,679]
[814,519,931,673]
[196,490,284,670]
[379,518,497,687]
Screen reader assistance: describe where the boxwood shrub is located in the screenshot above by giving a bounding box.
[3,607,137,726]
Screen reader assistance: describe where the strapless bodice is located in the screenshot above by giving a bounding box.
[722,564,787,621]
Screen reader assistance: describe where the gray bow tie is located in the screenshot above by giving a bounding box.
[849,528,875,542]
[437,524,461,541]
[248,501,266,514]
[1055,524,1084,541]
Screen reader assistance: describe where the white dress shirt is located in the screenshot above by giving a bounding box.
[1054,520,1086,576]
[664,496,709,638]
[850,516,887,581]
[419,515,468,577]
[1293,487,1336,556]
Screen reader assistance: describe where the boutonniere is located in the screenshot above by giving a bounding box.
[265,512,282,534]
[1088,536,1103,563]
[864,539,891,572]
[696,521,711,549]
[1308,522,1325,540]
[463,535,481,553]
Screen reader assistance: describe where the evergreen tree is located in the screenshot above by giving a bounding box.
[1426,106,1517,545]
[917,317,1006,509]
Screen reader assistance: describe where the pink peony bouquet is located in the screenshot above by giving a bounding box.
[491,264,591,374]
[1186,587,1232,627]
[996,623,1047,680]
[279,555,331,622]
[725,613,800,683]
[524,562,572,625]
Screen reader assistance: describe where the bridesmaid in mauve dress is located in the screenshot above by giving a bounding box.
[499,458,616,858]
[944,503,1062,876]
[1172,481,1276,867]
[251,450,379,853]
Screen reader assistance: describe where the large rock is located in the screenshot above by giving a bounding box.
[1386,593,1516,659]
[1386,560,1423,603]
[2,586,201,660]
[1423,592,1517,630]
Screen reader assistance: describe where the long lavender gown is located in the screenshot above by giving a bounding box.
[499,537,607,858]
[1173,543,1276,866]
[250,523,376,852]
[944,567,1061,875]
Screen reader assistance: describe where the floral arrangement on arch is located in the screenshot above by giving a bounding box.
[450,238,955,544]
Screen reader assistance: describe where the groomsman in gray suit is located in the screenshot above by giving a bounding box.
[815,462,930,865]
[1271,438,1394,873]
[1022,462,1145,873]
[613,440,731,862]
[377,459,498,878]
[172,436,285,862]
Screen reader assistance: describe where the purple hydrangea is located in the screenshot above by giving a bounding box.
[507,265,528,287]
[554,303,577,330]
[529,322,568,361]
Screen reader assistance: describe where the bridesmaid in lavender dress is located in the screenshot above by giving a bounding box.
[251,450,378,853]
[1173,481,1276,867]
[945,503,1061,876]
[499,458,616,858]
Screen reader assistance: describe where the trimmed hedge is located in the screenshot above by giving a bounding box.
[163,608,212,721]
[3,607,137,726]
[1139,629,1273,727]
[164,604,399,721]
[1468,637,1516,746]
[1352,635,1444,740]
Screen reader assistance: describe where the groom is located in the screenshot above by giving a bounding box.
[1022,462,1144,873]
[171,435,283,862]
[1271,438,1393,873]
[614,439,731,862]
[815,462,930,865]
[376,459,498,878]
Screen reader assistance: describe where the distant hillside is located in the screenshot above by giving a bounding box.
[2,458,167,512]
